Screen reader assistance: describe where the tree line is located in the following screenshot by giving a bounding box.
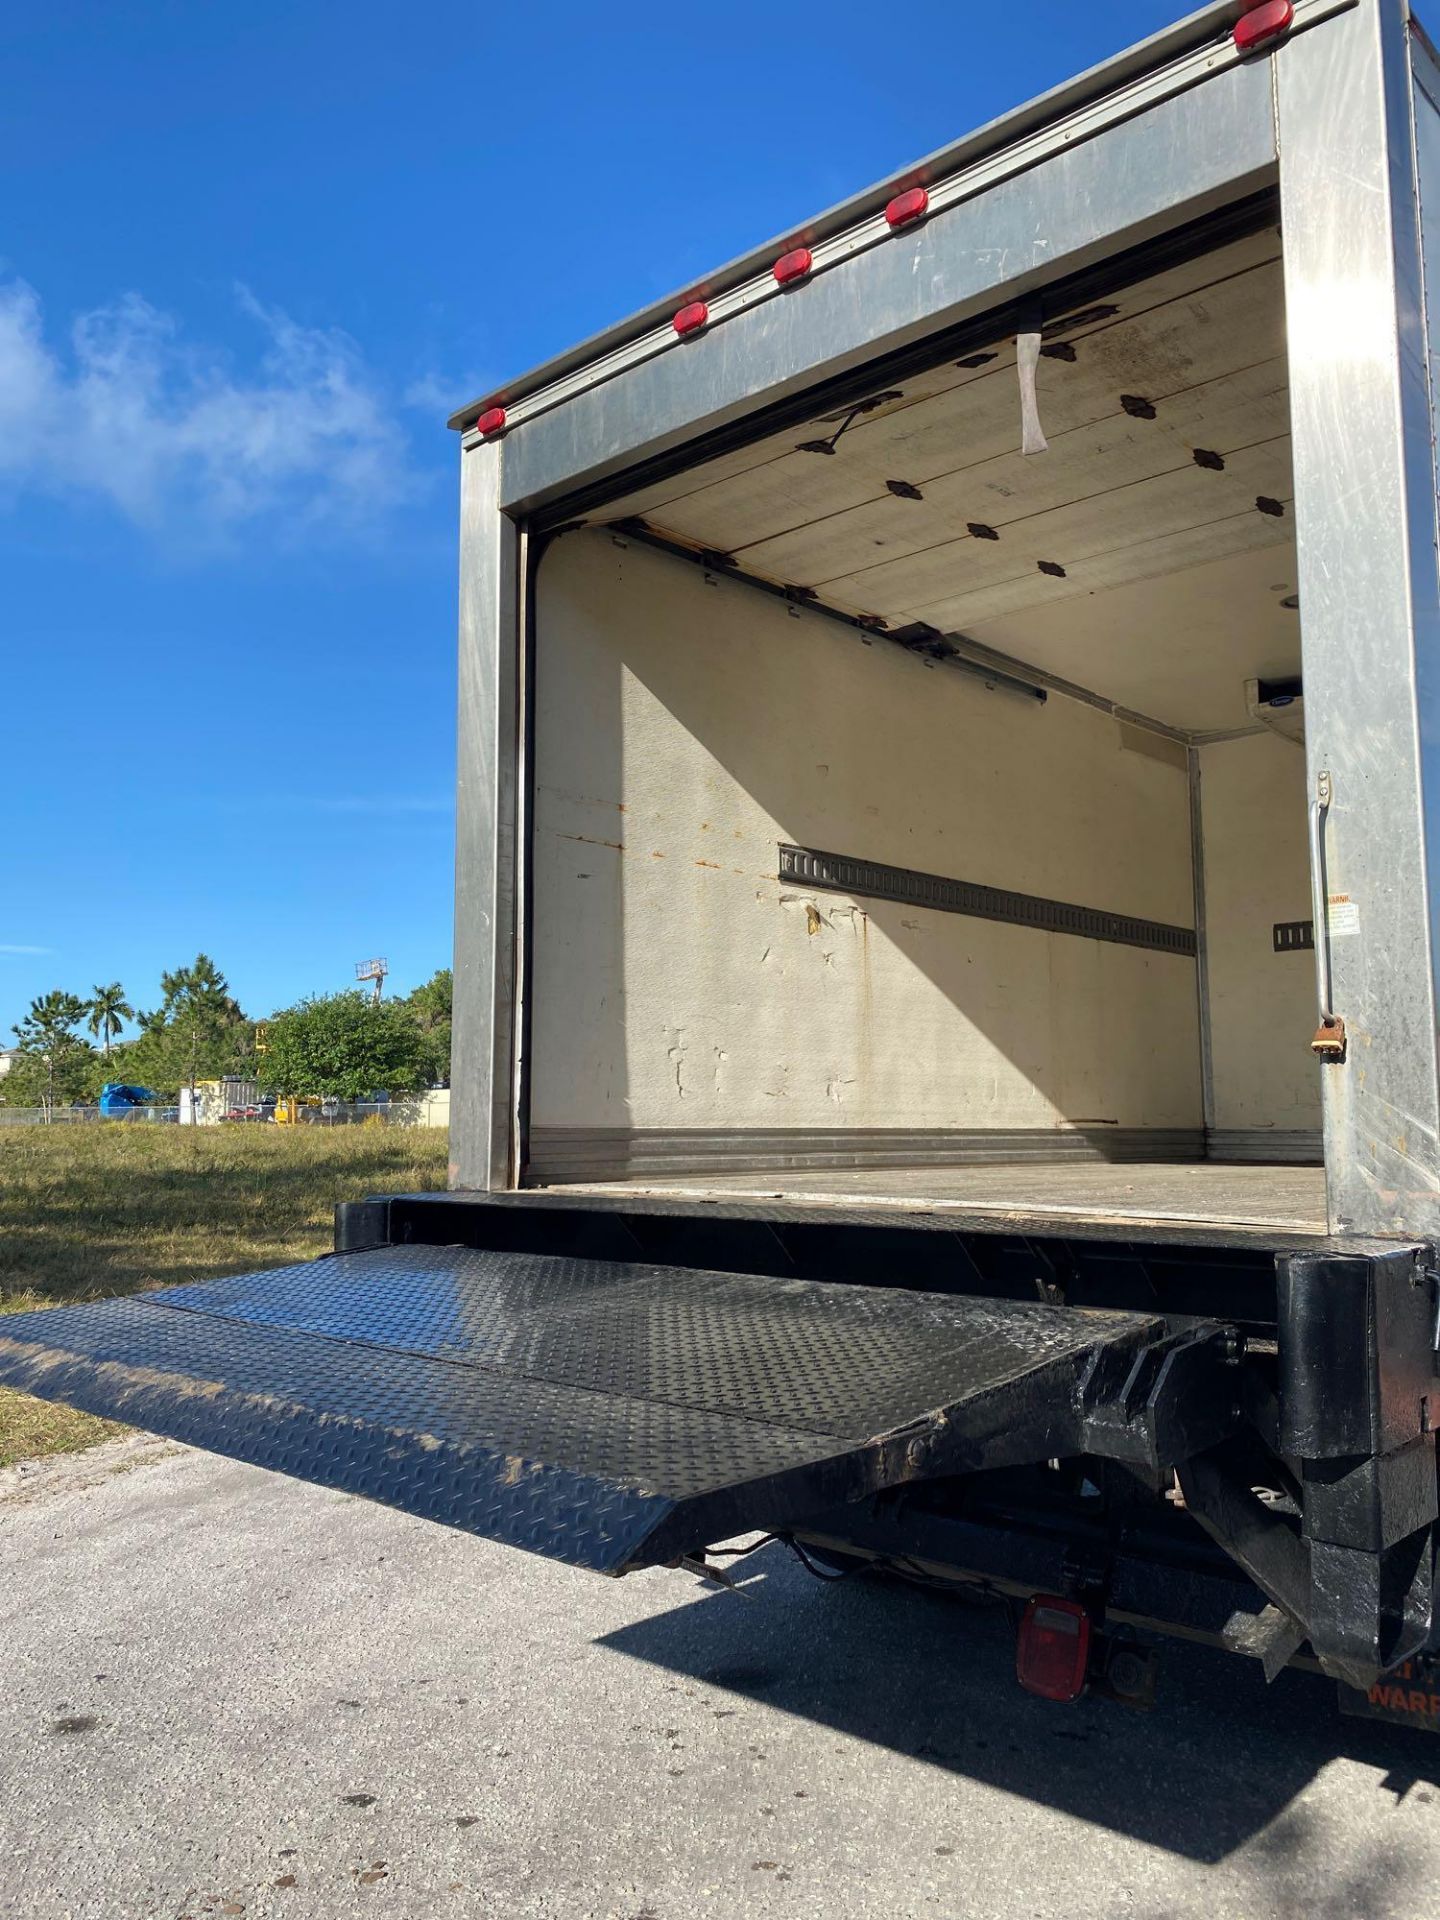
[3,955,452,1113]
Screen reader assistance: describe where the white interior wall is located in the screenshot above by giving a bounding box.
[530,531,1202,1140]
[1199,732,1322,1139]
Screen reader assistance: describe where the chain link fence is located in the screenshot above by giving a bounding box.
[0,1105,181,1127]
[0,1092,448,1129]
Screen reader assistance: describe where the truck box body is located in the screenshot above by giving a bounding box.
[8,0,1440,1714]
[447,0,1440,1251]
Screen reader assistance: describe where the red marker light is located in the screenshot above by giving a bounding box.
[773,246,814,286]
[1016,1595,1092,1703]
[673,301,709,337]
[474,406,507,437]
[885,186,929,229]
[1234,0,1293,52]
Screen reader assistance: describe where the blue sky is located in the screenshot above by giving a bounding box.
[2,0,1186,1034]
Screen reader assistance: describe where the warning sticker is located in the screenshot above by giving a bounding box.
[1327,894,1360,938]
[1338,1655,1440,1731]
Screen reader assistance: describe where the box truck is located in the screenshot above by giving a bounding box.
[8,0,1440,1725]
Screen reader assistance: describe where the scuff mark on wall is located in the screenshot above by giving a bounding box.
[667,1027,687,1099]
[556,832,624,851]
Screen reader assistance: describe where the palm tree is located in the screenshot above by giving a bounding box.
[86,982,133,1057]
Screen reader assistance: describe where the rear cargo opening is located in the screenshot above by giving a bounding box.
[526,222,1325,1236]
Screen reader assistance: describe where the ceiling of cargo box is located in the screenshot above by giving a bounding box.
[599,229,1300,736]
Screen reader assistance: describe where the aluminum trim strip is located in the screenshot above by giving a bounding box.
[418,1185,1340,1249]
[453,0,1352,438]
[451,441,523,1190]
[1276,0,1440,1234]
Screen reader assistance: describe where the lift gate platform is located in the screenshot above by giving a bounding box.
[0,1244,1240,1572]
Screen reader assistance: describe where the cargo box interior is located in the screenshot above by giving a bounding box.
[525,223,1328,1236]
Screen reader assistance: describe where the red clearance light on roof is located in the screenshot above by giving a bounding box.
[673,300,709,337]
[1016,1595,1092,1703]
[1234,0,1293,52]
[773,246,814,286]
[885,186,929,230]
[474,406,507,437]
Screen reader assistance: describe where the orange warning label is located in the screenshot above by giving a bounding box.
[1339,1658,1440,1731]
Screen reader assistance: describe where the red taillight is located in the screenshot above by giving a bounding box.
[773,246,813,286]
[673,300,709,337]
[474,406,507,437]
[885,186,929,230]
[1016,1595,1092,1703]
[1234,0,1293,51]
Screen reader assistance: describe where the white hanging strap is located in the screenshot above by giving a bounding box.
[1017,326,1048,456]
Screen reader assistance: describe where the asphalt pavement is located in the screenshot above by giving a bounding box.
[3,1436,1439,1920]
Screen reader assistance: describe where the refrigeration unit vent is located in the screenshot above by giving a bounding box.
[1246,675,1305,745]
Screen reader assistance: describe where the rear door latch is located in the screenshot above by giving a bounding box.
[1308,771,1347,1062]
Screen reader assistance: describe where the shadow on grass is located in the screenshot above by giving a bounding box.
[600,1544,1440,1876]
[0,1127,450,1461]
[0,1127,449,1309]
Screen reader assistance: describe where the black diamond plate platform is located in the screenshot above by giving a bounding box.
[0,1246,1179,1572]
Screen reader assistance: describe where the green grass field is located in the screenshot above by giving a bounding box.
[0,1123,450,1466]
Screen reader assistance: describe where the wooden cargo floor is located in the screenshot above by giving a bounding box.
[546,1162,1329,1243]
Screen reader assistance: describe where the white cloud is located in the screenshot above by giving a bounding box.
[0,277,414,534]
[0,944,54,956]
[403,370,485,418]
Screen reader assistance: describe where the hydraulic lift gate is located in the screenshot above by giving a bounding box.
[0,1244,1231,1574]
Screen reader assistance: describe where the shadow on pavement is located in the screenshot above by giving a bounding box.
[598,1543,1440,1865]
